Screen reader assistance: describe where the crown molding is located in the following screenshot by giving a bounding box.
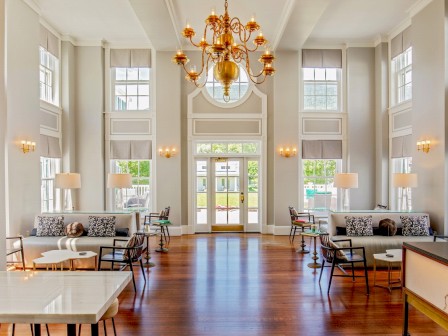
[272,0,296,51]
[164,0,183,50]
[22,0,40,15]
[373,35,388,47]
[408,0,433,18]
[388,18,411,41]
[345,42,376,48]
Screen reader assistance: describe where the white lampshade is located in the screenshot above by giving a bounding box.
[107,173,132,188]
[334,173,358,189]
[393,173,418,188]
[55,173,81,189]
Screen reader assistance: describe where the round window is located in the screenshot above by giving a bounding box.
[205,64,250,104]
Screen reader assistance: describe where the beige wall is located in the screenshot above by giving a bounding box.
[273,51,299,228]
[0,0,5,270]
[412,0,446,234]
[75,47,105,210]
[347,47,376,209]
[5,0,40,235]
[374,42,389,206]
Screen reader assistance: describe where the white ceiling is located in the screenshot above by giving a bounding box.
[32,0,423,49]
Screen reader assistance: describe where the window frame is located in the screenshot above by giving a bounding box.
[301,159,342,212]
[204,64,250,104]
[111,67,151,112]
[301,67,342,112]
[39,47,59,106]
[40,157,61,212]
[109,159,152,211]
[391,47,412,106]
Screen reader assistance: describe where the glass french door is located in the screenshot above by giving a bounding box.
[195,157,260,232]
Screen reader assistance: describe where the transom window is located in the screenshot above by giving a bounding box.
[195,142,259,155]
[112,68,150,111]
[205,65,249,104]
[302,68,340,111]
[39,47,58,105]
[392,47,412,105]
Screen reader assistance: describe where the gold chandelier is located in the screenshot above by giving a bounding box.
[172,0,276,102]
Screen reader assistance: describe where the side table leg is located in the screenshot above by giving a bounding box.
[145,235,156,266]
[307,236,322,268]
[155,227,169,253]
[298,227,309,254]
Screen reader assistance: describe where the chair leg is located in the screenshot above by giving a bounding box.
[78,324,82,335]
[98,258,102,271]
[30,324,34,336]
[139,259,146,283]
[45,324,50,336]
[328,259,337,294]
[351,262,355,282]
[129,261,137,291]
[289,226,294,240]
[112,317,117,336]
[20,248,25,271]
[364,259,370,295]
[11,323,15,336]
[103,320,108,336]
[319,260,325,283]
[165,227,170,243]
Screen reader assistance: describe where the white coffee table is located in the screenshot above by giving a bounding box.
[33,250,97,271]
[373,249,402,292]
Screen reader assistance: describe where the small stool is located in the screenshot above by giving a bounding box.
[78,298,119,336]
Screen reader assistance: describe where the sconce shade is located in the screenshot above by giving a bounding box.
[55,173,81,189]
[107,173,132,188]
[334,173,358,189]
[392,173,418,188]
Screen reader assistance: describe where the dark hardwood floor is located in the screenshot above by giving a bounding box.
[2,234,446,335]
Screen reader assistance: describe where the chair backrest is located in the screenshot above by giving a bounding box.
[160,206,170,220]
[289,206,311,223]
[124,233,145,260]
[319,233,334,263]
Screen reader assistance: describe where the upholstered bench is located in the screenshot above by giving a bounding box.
[21,212,137,269]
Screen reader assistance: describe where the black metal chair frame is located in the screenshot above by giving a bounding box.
[144,206,171,243]
[6,236,25,270]
[319,234,369,295]
[433,235,448,241]
[98,235,147,291]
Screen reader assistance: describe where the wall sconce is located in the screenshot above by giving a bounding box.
[159,147,177,158]
[279,146,297,158]
[417,140,431,153]
[20,140,36,153]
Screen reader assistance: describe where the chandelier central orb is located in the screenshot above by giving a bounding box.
[172,0,276,102]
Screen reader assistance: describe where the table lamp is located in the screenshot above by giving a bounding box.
[107,173,132,210]
[55,173,81,211]
[392,173,418,212]
[334,173,358,211]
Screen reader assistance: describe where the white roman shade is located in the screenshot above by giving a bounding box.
[110,49,151,68]
[302,140,342,159]
[40,134,61,158]
[40,25,59,58]
[302,49,342,68]
[391,26,412,59]
[110,140,152,160]
[391,135,412,158]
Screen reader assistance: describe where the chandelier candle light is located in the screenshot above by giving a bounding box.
[172,0,276,102]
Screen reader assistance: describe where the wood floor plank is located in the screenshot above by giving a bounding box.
[1,234,446,335]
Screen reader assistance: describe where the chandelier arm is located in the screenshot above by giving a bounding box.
[188,36,202,48]
[229,18,251,44]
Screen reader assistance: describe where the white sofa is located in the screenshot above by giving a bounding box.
[22,212,137,269]
[328,211,434,266]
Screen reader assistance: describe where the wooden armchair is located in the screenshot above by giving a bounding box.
[98,233,147,291]
[319,233,369,295]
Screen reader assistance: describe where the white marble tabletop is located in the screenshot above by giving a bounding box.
[0,271,131,324]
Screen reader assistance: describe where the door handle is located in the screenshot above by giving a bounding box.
[240,192,244,203]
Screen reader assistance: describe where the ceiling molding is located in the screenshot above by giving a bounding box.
[387,18,411,41]
[164,0,182,50]
[408,0,433,18]
[22,0,41,15]
[345,42,376,48]
[373,35,388,47]
[272,0,296,51]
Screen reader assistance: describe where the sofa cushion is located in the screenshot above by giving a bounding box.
[65,222,84,238]
[378,218,397,236]
[36,216,65,237]
[87,216,116,237]
[401,215,430,236]
[345,216,373,236]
